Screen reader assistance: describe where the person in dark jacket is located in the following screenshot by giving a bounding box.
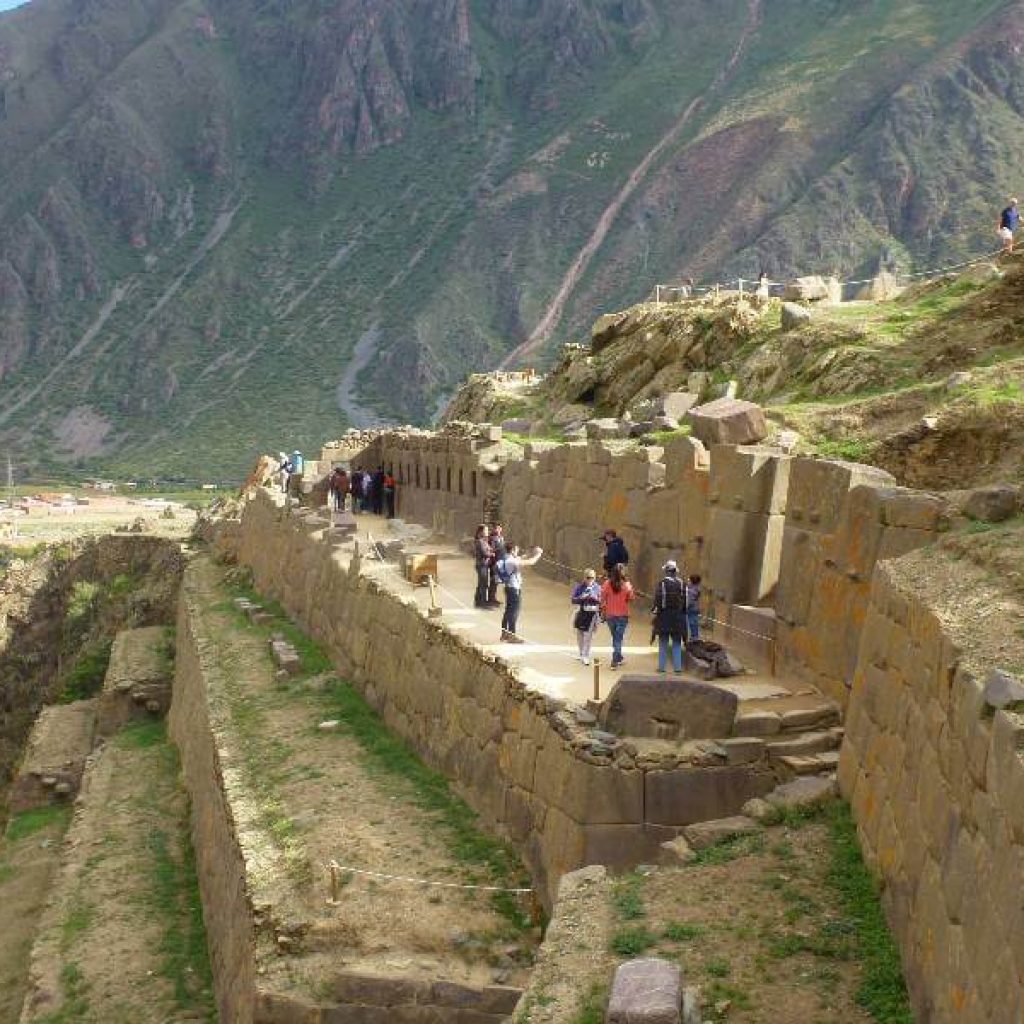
[370,467,385,515]
[653,560,687,674]
[487,524,507,606]
[601,529,629,575]
[473,524,494,609]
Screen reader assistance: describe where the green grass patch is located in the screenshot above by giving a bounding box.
[611,872,646,920]
[58,640,113,703]
[6,804,71,841]
[36,962,90,1024]
[826,803,912,1023]
[321,678,534,930]
[706,957,732,978]
[610,926,658,956]
[146,823,216,1016]
[663,921,705,942]
[811,437,875,462]
[116,719,169,750]
[570,984,608,1024]
[60,899,96,950]
[691,831,766,865]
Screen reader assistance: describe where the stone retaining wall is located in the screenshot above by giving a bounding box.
[839,552,1024,1023]
[235,490,780,903]
[170,580,256,1024]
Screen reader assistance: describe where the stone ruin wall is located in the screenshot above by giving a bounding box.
[333,427,948,706]
[839,555,1024,1024]
[235,490,780,907]
[293,426,1021,1019]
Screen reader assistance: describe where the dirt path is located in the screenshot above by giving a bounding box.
[195,561,536,1001]
[19,724,215,1024]
[0,807,70,1024]
[500,0,764,369]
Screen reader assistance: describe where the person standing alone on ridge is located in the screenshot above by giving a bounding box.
[999,198,1020,254]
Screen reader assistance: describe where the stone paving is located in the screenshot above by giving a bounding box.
[326,507,836,724]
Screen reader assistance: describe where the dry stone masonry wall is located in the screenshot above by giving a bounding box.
[328,425,948,703]
[235,491,783,905]
[265,424,1022,1020]
[839,552,1024,1024]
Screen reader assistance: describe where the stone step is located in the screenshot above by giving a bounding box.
[778,751,840,776]
[765,730,840,759]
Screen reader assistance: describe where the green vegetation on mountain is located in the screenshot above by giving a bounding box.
[0,0,1021,479]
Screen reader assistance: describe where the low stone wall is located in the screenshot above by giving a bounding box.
[839,550,1024,1023]
[170,581,256,1024]
[235,490,778,903]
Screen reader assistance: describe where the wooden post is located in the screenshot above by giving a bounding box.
[427,574,442,619]
[738,278,744,297]
[327,862,341,905]
[655,284,661,307]
[592,658,601,701]
[770,637,778,678]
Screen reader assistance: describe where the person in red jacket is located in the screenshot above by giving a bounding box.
[600,563,636,669]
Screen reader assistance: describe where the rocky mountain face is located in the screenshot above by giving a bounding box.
[0,0,1021,478]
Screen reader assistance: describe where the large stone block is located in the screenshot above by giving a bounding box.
[600,675,738,741]
[705,508,785,605]
[606,958,682,1024]
[786,459,894,535]
[708,445,791,515]
[532,741,644,824]
[644,766,774,825]
[685,398,768,446]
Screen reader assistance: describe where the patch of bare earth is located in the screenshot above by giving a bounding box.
[19,726,215,1024]
[603,823,881,1024]
[196,562,536,1002]
[0,809,70,1023]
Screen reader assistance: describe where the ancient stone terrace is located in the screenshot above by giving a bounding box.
[272,421,1024,1024]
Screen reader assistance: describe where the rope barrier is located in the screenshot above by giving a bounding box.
[326,861,534,894]
[655,244,1007,303]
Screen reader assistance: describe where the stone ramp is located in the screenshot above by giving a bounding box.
[8,700,97,814]
[18,723,215,1024]
[97,625,173,736]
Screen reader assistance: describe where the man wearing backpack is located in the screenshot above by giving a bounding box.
[652,560,687,674]
[497,543,544,643]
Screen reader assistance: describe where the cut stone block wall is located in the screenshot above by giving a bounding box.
[235,491,778,906]
[330,430,947,703]
[839,553,1024,1024]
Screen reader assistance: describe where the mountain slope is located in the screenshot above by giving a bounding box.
[0,0,1020,479]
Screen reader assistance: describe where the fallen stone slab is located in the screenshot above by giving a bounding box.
[659,836,697,866]
[732,710,781,736]
[781,302,812,330]
[607,958,682,1024]
[685,398,768,447]
[600,676,738,741]
[963,485,1019,524]
[658,392,699,421]
[681,815,760,851]
[766,731,837,757]
[984,669,1024,710]
[765,775,837,809]
[779,705,839,731]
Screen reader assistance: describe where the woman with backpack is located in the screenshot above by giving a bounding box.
[570,568,602,666]
[600,563,635,670]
